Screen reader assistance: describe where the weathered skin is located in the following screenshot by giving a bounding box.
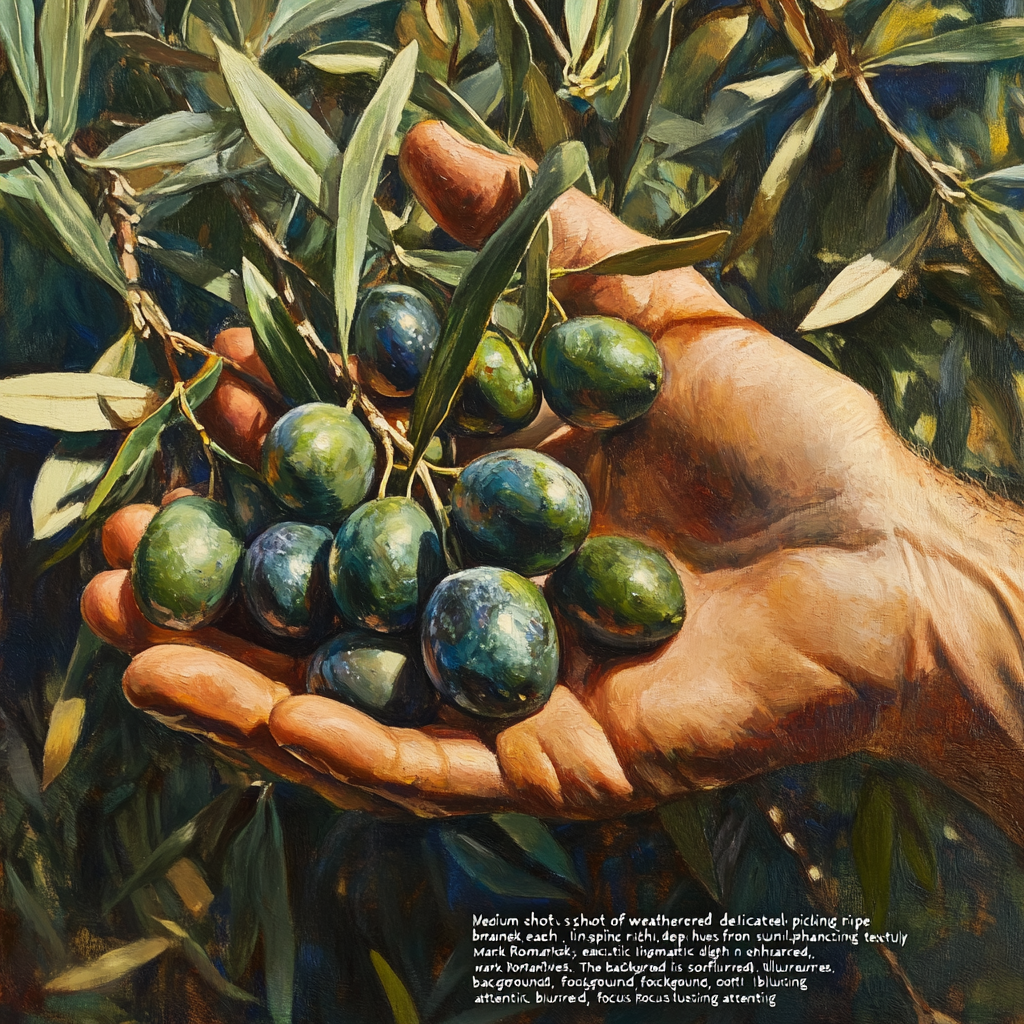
[262,403,375,526]
[354,283,441,397]
[329,496,445,633]
[451,449,591,575]
[421,567,559,719]
[131,497,243,630]
[549,535,685,651]
[450,331,540,436]
[539,315,663,428]
[307,631,439,727]
[78,122,1024,841]
[242,522,334,640]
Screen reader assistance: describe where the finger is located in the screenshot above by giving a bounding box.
[81,569,303,685]
[203,327,279,468]
[268,693,510,815]
[123,646,387,813]
[399,121,741,337]
[495,686,635,816]
[102,503,158,569]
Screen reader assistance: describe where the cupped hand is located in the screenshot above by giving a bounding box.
[82,122,1024,836]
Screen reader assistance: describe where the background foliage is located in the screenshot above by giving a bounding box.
[3,0,1024,1020]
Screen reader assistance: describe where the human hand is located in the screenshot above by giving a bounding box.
[82,122,1024,837]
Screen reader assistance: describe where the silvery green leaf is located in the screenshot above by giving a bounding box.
[262,0,387,51]
[141,136,267,198]
[40,0,87,145]
[0,373,161,431]
[0,0,41,121]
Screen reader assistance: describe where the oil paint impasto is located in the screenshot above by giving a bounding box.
[3,1,1024,1022]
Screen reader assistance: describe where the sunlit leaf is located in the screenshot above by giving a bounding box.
[0,373,161,431]
[370,950,420,1024]
[39,0,87,145]
[864,18,1024,69]
[106,786,245,912]
[301,38,392,76]
[84,356,222,517]
[5,862,64,962]
[852,771,895,932]
[104,30,219,70]
[394,246,476,287]
[2,712,43,812]
[335,42,418,359]
[215,37,340,212]
[31,434,117,539]
[861,0,971,61]
[41,699,85,789]
[565,0,598,69]
[408,141,586,468]
[659,796,722,902]
[727,86,832,264]
[962,202,1024,293]
[81,111,242,171]
[560,230,729,277]
[0,0,41,121]
[243,258,336,403]
[90,330,137,378]
[262,0,387,49]
[799,199,938,331]
[491,0,530,142]
[141,241,245,309]
[972,163,1024,189]
[46,938,173,992]
[491,813,581,887]
[440,832,571,900]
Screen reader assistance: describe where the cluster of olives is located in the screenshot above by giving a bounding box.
[128,282,685,726]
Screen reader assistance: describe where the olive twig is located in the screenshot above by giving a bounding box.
[377,430,395,499]
[417,464,460,572]
[548,291,568,322]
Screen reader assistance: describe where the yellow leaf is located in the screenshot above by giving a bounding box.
[41,696,86,789]
[46,937,173,992]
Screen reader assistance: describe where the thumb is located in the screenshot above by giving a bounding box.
[399,121,742,338]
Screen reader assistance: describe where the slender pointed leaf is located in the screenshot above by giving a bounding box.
[659,796,722,902]
[408,141,586,468]
[46,938,173,992]
[799,199,939,331]
[141,242,245,309]
[84,356,222,517]
[394,246,476,287]
[491,813,581,887]
[21,160,128,296]
[864,18,1024,69]
[242,259,336,403]
[257,791,294,1024]
[215,37,340,212]
[31,435,116,540]
[263,0,387,50]
[852,771,895,932]
[91,330,137,378]
[370,950,420,1024]
[0,0,41,120]
[40,0,87,145]
[142,136,267,198]
[963,202,1024,293]
[440,832,571,900]
[80,111,242,171]
[106,786,244,912]
[335,41,418,359]
[491,0,530,142]
[410,72,511,153]
[973,163,1024,189]
[519,212,550,357]
[525,63,567,151]
[301,38,392,75]
[2,713,43,813]
[560,230,730,277]
[0,373,161,431]
[565,0,598,68]
[861,0,971,60]
[728,87,832,263]
[895,782,937,892]
[105,30,219,70]
[5,862,64,962]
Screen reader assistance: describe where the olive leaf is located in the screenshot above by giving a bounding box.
[0,0,41,122]
[394,247,476,287]
[334,41,418,360]
[141,136,267,198]
[799,198,939,331]
[141,240,246,309]
[565,0,599,69]
[370,951,420,1024]
[491,813,582,887]
[104,30,219,70]
[215,37,341,213]
[860,0,971,61]
[31,434,116,539]
[440,832,571,900]
[863,18,1024,70]
[726,86,832,264]
[659,796,722,902]
[243,258,336,404]
[519,209,550,357]
[46,938,174,992]
[491,0,531,143]
[0,373,161,431]
[4,862,64,963]
[84,355,223,518]
[557,230,730,277]
[962,202,1024,293]
[972,163,1024,189]
[852,770,895,932]
[41,621,104,789]
[407,140,587,469]
[153,917,257,1004]
[80,111,243,171]
[410,72,512,154]
[261,0,387,51]
[301,38,392,76]
[39,0,87,146]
